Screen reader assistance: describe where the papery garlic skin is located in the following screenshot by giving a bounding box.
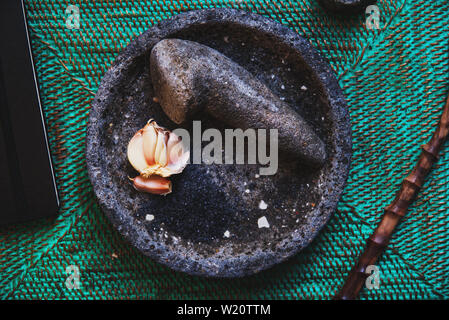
[142,123,157,165]
[127,119,189,178]
[127,129,148,173]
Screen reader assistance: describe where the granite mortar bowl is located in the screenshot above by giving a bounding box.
[86,8,352,277]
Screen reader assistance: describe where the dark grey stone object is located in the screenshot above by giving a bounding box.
[318,0,377,14]
[86,8,352,277]
[151,39,326,168]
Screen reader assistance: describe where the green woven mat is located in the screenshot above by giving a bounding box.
[1,0,448,299]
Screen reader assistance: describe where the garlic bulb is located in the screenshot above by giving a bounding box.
[127,119,189,178]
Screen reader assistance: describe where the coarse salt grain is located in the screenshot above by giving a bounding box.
[258,216,270,228]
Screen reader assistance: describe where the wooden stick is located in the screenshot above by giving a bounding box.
[335,93,449,300]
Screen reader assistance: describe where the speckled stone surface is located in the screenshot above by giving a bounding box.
[318,0,377,14]
[86,8,352,277]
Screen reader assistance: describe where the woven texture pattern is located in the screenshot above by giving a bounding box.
[1,0,448,299]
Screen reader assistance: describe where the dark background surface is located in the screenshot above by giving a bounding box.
[0,0,59,225]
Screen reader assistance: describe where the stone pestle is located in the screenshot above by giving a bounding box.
[150,38,326,168]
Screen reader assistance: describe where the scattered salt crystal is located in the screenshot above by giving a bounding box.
[301,85,307,90]
[224,230,230,238]
[258,216,270,228]
[281,84,285,90]
[270,105,279,112]
[245,189,250,194]
[259,200,268,210]
[271,74,275,79]
[280,97,285,101]
[255,174,260,178]
[223,36,229,43]
[145,214,154,221]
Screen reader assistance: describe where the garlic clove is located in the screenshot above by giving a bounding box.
[166,133,180,158]
[167,150,189,173]
[167,138,182,164]
[132,175,172,195]
[155,131,168,166]
[158,141,168,167]
[168,142,188,165]
[127,130,148,173]
[142,123,157,165]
